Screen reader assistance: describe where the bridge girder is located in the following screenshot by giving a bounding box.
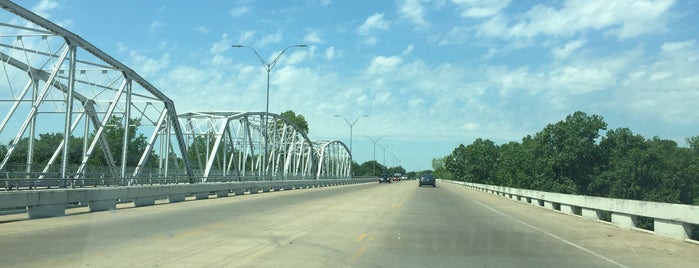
[0,0,194,181]
[179,112,351,181]
[0,1,350,183]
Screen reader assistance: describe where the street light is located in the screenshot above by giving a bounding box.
[366,135,386,176]
[334,114,369,174]
[232,44,307,179]
[379,143,390,169]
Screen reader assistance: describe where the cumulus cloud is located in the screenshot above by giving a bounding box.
[367,55,402,75]
[357,13,391,45]
[452,0,511,18]
[552,39,587,59]
[398,0,429,27]
[304,30,323,44]
[477,0,675,40]
[258,30,283,46]
[229,6,250,17]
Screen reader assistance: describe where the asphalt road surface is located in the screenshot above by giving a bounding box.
[1,180,697,267]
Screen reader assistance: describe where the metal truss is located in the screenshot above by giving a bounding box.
[179,112,351,182]
[314,140,351,179]
[0,1,350,184]
[0,1,194,181]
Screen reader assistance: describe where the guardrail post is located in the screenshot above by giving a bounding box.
[88,200,117,212]
[559,204,574,215]
[611,212,637,229]
[195,192,210,200]
[133,197,156,207]
[216,190,229,197]
[581,208,601,220]
[28,204,66,219]
[168,194,186,203]
[654,218,692,241]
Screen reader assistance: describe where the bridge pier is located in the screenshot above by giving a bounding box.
[28,204,66,219]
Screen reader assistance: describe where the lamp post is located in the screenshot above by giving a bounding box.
[334,114,368,175]
[367,135,386,176]
[379,143,390,172]
[232,44,307,179]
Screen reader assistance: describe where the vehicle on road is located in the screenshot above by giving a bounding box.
[379,174,391,183]
[418,174,435,187]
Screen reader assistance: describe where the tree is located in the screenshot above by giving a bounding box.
[88,116,158,169]
[280,110,309,134]
[432,157,454,181]
[530,111,606,194]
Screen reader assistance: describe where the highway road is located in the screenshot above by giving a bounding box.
[1,180,697,267]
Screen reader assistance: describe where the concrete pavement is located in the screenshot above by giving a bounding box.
[1,181,697,267]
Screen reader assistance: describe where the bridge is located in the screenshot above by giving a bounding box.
[0,0,350,187]
[1,1,698,267]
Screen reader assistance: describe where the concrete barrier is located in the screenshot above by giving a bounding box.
[0,178,375,219]
[445,180,699,243]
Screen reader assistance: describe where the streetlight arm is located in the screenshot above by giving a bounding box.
[334,114,351,125]
[269,44,307,71]
[232,45,269,70]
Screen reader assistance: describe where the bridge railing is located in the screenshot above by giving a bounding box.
[0,177,376,219]
[445,180,699,243]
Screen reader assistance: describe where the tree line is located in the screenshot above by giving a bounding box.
[436,111,699,205]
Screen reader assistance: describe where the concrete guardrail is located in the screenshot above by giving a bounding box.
[445,180,699,243]
[0,178,375,219]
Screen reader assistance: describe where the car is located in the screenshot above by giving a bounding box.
[418,174,435,187]
[378,174,391,183]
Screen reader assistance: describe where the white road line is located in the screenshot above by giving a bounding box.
[471,199,629,268]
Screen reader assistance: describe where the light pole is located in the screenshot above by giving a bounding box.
[334,114,368,175]
[232,44,307,179]
[366,135,386,176]
[379,143,390,172]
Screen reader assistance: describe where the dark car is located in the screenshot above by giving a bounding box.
[379,174,391,183]
[418,174,435,187]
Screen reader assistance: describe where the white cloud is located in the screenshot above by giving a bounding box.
[552,39,587,59]
[304,30,323,44]
[31,0,59,18]
[258,30,283,46]
[196,26,210,34]
[238,31,255,45]
[128,51,171,78]
[398,0,429,27]
[229,6,250,17]
[451,0,511,18]
[324,46,336,60]
[477,0,675,40]
[149,20,163,34]
[367,55,402,75]
[357,13,391,44]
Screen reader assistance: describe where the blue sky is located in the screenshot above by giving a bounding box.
[13,0,699,172]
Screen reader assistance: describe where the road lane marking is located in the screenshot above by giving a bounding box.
[350,232,376,266]
[471,199,629,268]
[356,233,367,242]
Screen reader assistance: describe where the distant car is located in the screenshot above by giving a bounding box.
[379,174,391,183]
[418,174,435,187]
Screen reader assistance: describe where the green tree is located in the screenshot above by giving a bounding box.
[280,110,309,134]
[432,157,454,181]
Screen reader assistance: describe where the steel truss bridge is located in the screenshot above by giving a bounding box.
[0,0,351,187]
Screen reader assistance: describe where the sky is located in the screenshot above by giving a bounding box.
[9,0,699,172]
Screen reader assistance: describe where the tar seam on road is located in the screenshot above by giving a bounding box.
[470,199,630,268]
